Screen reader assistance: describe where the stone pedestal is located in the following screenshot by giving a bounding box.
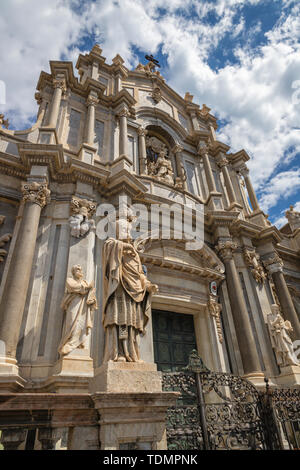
[46,351,94,393]
[89,361,162,394]
[275,365,300,387]
[92,392,178,450]
[0,358,26,392]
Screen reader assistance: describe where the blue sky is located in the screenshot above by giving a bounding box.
[0,0,299,228]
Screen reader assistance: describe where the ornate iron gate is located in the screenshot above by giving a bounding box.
[162,351,299,450]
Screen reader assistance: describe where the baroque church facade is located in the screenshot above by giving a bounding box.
[0,45,299,450]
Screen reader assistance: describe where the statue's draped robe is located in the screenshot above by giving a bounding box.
[267,314,298,366]
[102,238,151,362]
[59,278,97,356]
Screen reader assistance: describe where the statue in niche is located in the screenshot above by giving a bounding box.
[102,216,158,363]
[58,265,97,356]
[146,136,175,186]
[69,196,96,238]
[267,304,299,367]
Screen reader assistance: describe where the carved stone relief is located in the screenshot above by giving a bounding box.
[0,215,12,263]
[243,248,266,284]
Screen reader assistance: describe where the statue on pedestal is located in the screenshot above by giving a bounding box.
[59,265,97,356]
[102,217,158,363]
[267,304,299,367]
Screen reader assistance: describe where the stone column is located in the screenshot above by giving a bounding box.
[173,144,188,190]
[217,157,237,205]
[216,241,262,375]
[138,127,148,175]
[198,144,216,193]
[84,93,99,145]
[240,164,260,212]
[118,108,129,157]
[47,77,66,128]
[0,181,50,359]
[264,255,300,339]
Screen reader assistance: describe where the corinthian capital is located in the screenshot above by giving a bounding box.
[86,94,99,107]
[173,144,183,154]
[138,126,148,137]
[239,164,249,177]
[217,157,228,169]
[197,143,210,157]
[21,182,51,208]
[117,107,130,118]
[53,77,67,93]
[215,240,238,261]
[263,254,283,274]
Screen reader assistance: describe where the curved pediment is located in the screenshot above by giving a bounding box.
[139,238,225,281]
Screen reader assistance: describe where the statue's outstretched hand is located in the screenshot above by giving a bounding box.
[148,283,158,294]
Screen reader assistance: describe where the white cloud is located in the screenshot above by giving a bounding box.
[259,169,300,212]
[0,0,84,128]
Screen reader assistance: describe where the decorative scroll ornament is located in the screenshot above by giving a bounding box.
[135,62,165,81]
[146,136,175,186]
[69,196,96,238]
[267,304,300,367]
[208,297,223,343]
[243,249,266,284]
[0,215,12,263]
[151,86,162,103]
[215,240,238,261]
[21,182,51,208]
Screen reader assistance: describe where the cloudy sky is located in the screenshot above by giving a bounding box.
[0,0,299,227]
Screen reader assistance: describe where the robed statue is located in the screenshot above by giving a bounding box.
[267,304,299,367]
[102,217,158,363]
[59,265,98,356]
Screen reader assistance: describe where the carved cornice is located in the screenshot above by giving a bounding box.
[21,181,51,208]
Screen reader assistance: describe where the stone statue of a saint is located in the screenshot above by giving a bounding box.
[58,265,97,356]
[267,304,299,367]
[102,217,158,363]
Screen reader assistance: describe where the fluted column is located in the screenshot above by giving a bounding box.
[216,241,262,375]
[198,144,216,193]
[138,127,148,175]
[173,144,188,191]
[264,254,300,338]
[240,164,260,212]
[217,157,237,205]
[0,181,50,359]
[118,108,129,157]
[84,93,99,145]
[47,77,66,128]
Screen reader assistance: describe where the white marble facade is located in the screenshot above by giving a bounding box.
[0,45,299,449]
